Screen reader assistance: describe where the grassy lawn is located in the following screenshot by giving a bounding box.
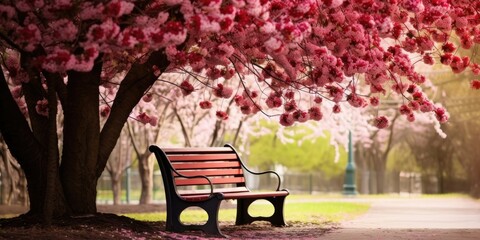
[125,200,370,225]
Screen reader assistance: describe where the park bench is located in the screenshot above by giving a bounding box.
[149,144,289,237]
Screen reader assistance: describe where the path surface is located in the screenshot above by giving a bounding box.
[322,196,480,240]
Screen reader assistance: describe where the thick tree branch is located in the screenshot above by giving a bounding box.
[0,64,42,169]
[96,50,170,178]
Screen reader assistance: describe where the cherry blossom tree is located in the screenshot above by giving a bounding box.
[1,0,479,223]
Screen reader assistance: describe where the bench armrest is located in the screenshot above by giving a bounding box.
[170,168,216,200]
[224,144,283,191]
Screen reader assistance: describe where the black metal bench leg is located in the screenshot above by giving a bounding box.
[165,196,226,237]
[236,197,287,226]
[266,196,287,226]
[199,198,226,237]
[165,200,188,233]
[235,198,256,225]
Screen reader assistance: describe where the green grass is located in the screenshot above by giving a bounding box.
[124,201,370,225]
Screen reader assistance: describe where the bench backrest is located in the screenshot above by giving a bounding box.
[149,144,248,200]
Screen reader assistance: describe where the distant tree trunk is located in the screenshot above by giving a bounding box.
[437,158,445,194]
[470,161,480,198]
[138,154,153,204]
[0,139,13,205]
[111,174,122,205]
[375,160,386,194]
[106,126,133,205]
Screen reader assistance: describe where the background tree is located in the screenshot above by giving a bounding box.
[0,135,28,205]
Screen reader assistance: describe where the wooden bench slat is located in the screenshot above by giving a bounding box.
[175,169,243,177]
[163,147,232,154]
[180,190,289,201]
[175,176,245,186]
[172,161,241,170]
[178,187,249,196]
[168,153,238,161]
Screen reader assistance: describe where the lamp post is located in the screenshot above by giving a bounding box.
[343,130,357,195]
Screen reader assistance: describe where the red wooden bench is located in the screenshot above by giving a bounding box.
[149,144,289,237]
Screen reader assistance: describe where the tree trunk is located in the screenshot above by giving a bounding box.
[0,140,13,205]
[0,68,49,216]
[60,66,102,215]
[375,160,386,194]
[111,174,122,205]
[138,154,153,204]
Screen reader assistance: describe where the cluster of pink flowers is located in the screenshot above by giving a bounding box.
[136,112,158,126]
[2,0,480,128]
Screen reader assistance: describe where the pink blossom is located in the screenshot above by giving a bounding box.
[16,24,42,52]
[450,56,470,73]
[434,107,448,123]
[240,105,251,115]
[292,110,309,123]
[222,68,235,80]
[347,94,367,108]
[373,116,389,129]
[285,90,295,99]
[86,19,120,43]
[442,42,456,53]
[216,111,229,120]
[136,112,150,124]
[409,101,420,111]
[407,113,415,122]
[471,80,480,90]
[100,106,111,118]
[264,37,284,53]
[48,19,78,42]
[284,100,297,112]
[103,0,134,18]
[36,99,49,117]
[180,81,194,96]
[327,86,344,103]
[325,0,344,8]
[266,93,282,108]
[308,106,323,121]
[333,104,341,113]
[52,0,72,9]
[392,82,408,94]
[10,86,23,99]
[0,5,16,20]
[399,104,412,115]
[42,48,75,72]
[234,95,245,106]
[78,2,104,20]
[369,96,379,106]
[471,64,480,75]
[199,100,213,109]
[149,116,158,126]
[419,101,434,113]
[142,93,153,103]
[213,84,233,98]
[279,113,294,127]
[423,54,435,65]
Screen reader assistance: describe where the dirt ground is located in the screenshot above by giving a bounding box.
[0,204,334,239]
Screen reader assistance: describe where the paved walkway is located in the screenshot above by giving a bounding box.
[322,196,480,240]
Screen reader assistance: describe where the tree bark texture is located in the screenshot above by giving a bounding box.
[0,50,170,220]
[60,65,102,215]
[0,68,47,215]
